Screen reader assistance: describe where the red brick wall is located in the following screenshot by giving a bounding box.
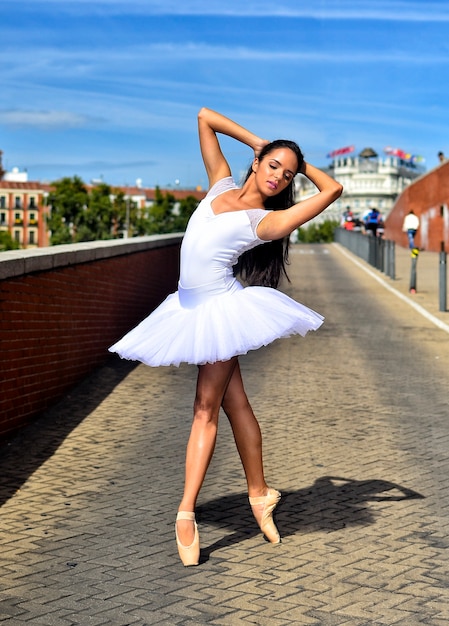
[0,243,180,440]
[384,161,449,252]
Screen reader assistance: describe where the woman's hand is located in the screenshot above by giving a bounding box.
[253,139,270,158]
[198,107,269,186]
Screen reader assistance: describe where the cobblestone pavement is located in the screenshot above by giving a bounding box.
[1,243,448,625]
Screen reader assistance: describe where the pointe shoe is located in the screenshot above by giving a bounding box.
[175,512,200,566]
[249,488,281,544]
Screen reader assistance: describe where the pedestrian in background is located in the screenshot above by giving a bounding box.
[365,207,382,237]
[402,210,420,250]
[343,210,355,230]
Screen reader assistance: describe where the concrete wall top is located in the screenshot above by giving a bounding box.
[0,234,184,280]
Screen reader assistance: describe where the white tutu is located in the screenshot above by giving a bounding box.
[109,177,324,367]
[109,282,324,367]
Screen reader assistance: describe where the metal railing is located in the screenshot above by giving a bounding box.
[334,228,395,279]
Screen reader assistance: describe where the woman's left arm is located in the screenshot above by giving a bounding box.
[257,162,343,240]
[198,108,269,187]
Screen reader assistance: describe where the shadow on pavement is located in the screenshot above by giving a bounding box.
[199,476,424,560]
[0,358,137,507]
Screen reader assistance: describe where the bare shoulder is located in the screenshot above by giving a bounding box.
[210,188,244,215]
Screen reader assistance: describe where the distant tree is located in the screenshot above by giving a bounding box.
[145,190,200,234]
[46,177,200,244]
[46,176,89,245]
[132,212,151,237]
[0,230,20,251]
[146,187,177,234]
[76,183,114,241]
[110,190,128,237]
[297,219,339,243]
[173,195,200,231]
[46,213,72,246]
[105,190,140,237]
[47,178,126,243]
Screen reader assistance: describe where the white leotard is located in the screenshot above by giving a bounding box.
[178,177,271,308]
[109,176,324,366]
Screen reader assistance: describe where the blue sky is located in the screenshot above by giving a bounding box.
[1,0,448,189]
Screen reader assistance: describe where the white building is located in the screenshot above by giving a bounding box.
[296,148,424,224]
[3,166,29,183]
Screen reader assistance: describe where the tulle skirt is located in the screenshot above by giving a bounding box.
[109,279,324,367]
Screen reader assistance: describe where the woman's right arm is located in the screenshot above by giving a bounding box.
[198,107,268,187]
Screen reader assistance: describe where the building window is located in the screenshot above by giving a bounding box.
[0,196,5,209]
[14,230,20,243]
[0,212,5,225]
[15,196,22,209]
[29,197,37,209]
[29,231,35,245]
[29,212,37,225]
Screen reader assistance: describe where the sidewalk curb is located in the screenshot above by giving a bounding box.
[333,242,449,335]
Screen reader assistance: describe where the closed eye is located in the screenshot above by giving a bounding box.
[269,161,293,182]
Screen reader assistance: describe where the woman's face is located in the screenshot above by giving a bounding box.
[253,148,298,197]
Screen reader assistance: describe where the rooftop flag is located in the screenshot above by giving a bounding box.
[384,146,409,159]
[384,146,425,163]
[327,145,355,159]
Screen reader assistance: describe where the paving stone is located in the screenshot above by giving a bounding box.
[1,244,448,625]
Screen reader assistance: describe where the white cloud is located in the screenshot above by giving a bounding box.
[2,43,448,74]
[0,109,97,128]
[15,0,449,22]
[128,43,449,64]
[31,158,157,171]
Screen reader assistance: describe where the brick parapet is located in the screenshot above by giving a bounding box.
[0,235,182,440]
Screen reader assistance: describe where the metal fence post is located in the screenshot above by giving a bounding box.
[409,248,419,293]
[390,240,396,280]
[379,238,385,273]
[334,228,396,279]
[439,243,447,312]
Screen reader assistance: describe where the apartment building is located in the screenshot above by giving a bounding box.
[0,167,51,248]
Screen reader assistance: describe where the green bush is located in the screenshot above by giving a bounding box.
[297,219,339,243]
[0,231,20,251]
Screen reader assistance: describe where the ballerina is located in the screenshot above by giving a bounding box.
[110,107,342,565]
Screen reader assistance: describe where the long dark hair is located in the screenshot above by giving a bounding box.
[236,140,304,288]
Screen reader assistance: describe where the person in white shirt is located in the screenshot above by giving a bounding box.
[402,210,420,249]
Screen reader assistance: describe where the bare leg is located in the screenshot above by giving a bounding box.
[221,362,280,540]
[221,361,268,498]
[177,357,238,546]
